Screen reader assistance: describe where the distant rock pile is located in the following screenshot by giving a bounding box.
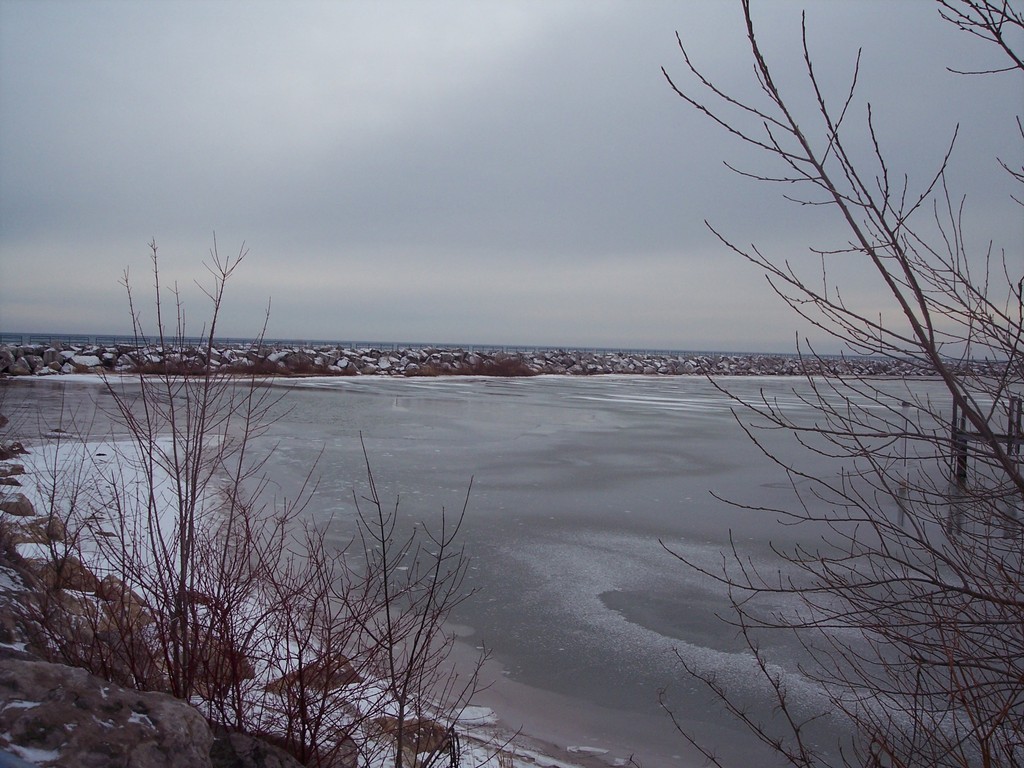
[0,340,952,378]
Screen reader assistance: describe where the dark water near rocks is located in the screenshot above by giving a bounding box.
[2,374,953,767]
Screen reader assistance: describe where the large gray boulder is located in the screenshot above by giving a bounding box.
[0,658,213,767]
[0,494,34,518]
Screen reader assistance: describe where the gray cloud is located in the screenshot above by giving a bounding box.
[2,0,1020,351]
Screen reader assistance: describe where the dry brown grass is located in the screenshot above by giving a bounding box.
[409,353,536,378]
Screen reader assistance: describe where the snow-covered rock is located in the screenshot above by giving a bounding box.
[70,355,102,369]
[0,658,213,768]
[0,493,34,517]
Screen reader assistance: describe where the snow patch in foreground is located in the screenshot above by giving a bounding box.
[458,705,498,726]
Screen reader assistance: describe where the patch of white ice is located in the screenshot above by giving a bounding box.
[127,711,154,728]
[0,566,25,593]
[90,715,115,729]
[0,700,40,713]
[13,542,50,561]
[5,740,63,764]
[458,706,497,726]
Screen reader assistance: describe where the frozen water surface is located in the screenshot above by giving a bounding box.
[3,374,954,767]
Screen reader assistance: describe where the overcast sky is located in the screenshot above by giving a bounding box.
[1,1,1021,352]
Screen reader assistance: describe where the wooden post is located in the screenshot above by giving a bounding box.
[1010,396,1022,457]
[951,402,968,488]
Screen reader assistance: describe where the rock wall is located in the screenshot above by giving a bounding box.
[0,341,958,378]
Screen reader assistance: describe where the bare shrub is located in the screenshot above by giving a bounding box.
[345,442,484,768]
[661,1,1023,766]
[13,239,484,767]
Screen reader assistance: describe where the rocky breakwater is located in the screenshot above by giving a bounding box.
[0,340,948,378]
